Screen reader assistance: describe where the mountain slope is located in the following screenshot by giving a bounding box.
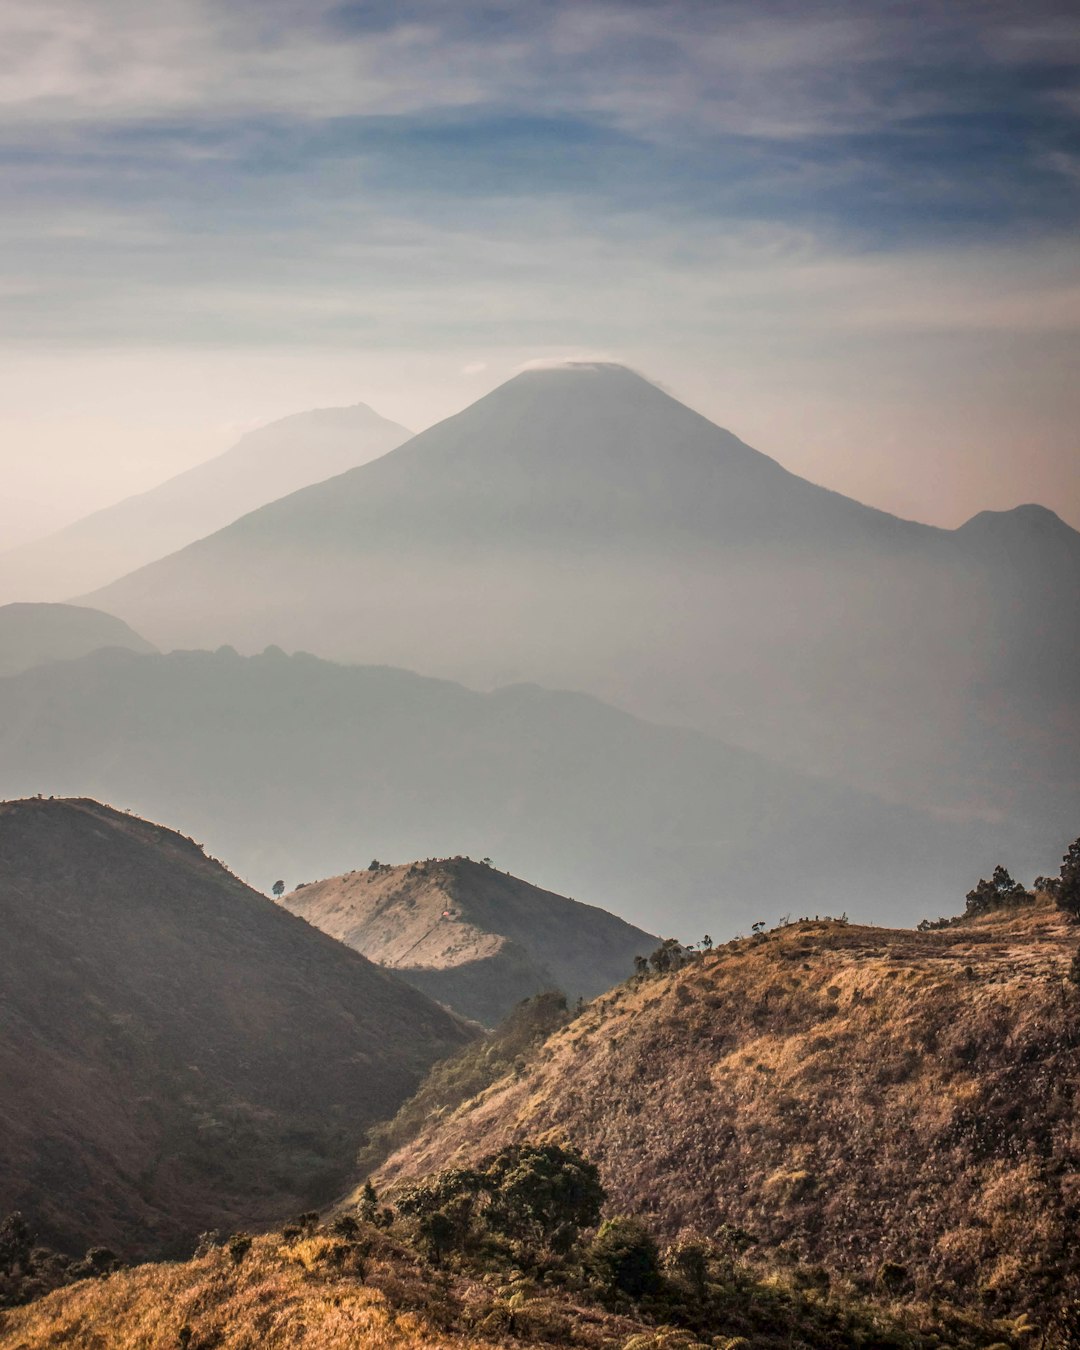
[0,402,410,603]
[0,602,155,677]
[0,1213,1012,1350]
[282,858,657,1024]
[0,646,1036,938]
[372,901,1080,1317]
[83,365,1080,825]
[0,797,471,1259]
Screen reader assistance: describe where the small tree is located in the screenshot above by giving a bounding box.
[271,879,285,898]
[964,865,1030,918]
[589,1217,661,1297]
[1054,838,1080,919]
[357,1179,379,1225]
[483,1143,604,1252]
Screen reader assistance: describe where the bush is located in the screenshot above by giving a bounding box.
[396,1143,605,1259]
[482,1142,604,1251]
[589,1217,662,1297]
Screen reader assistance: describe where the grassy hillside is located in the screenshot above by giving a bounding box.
[373,901,1080,1318]
[0,798,472,1260]
[0,1191,1018,1349]
[282,858,656,1025]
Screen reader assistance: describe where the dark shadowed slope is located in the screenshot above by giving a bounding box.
[0,645,1045,938]
[84,365,1080,826]
[282,857,656,1025]
[0,797,472,1259]
[0,403,410,603]
[373,901,1080,1318]
[0,602,155,676]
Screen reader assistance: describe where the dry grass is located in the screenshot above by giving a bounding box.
[0,1235,487,1350]
[374,903,1080,1316]
[282,857,653,1026]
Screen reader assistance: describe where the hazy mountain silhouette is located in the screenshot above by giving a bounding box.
[0,796,471,1259]
[0,602,155,677]
[0,402,410,603]
[282,856,657,1025]
[0,645,1050,937]
[84,364,1080,829]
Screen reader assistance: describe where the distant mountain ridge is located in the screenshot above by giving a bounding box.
[82,364,1080,830]
[0,796,471,1258]
[0,602,155,677]
[0,644,1048,938]
[281,856,657,1024]
[0,402,411,603]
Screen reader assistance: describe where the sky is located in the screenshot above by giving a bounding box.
[1,0,1079,544]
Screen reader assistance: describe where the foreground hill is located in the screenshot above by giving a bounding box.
[0,602,155,677]
[374,901,1080,1316]
[0,798,471,1259]
[0,645,1033,936]
[282,859,656,1025]
[84,364,1080,834]
[0,402,410,603]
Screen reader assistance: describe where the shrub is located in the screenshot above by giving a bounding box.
[482,1142,605,1251]
[589,1217,662,1297]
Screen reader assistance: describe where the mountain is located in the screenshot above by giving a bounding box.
[0,602,155,677]
[0,403,411,603]
[0,645,1044,939]
[0,797,471,1259]
[281,858,657,1025]
[83,364,1080,829]
[371,898,1080,1318]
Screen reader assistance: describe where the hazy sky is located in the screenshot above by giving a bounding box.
[2,0,1079,543]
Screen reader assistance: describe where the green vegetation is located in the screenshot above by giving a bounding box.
[1048,836,1080,919]
[0,1212,119,1310]
[918,862,1035,930]
[0,1140,1028,1348]
[356,992,569,1176]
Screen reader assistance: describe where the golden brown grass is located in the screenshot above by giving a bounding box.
[372,903,1080,1316]
[0,1235,487,1350]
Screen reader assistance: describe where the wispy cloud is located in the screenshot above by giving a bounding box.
[0,0,1078,533]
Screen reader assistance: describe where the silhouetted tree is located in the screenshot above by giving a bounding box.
[1054,838,1080,919]
[964,865,1030,918]
[272,879,285,897]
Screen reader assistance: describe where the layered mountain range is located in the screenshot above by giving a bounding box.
[0,402,410,604]
[82,364,1080,838]
[0,646,1033,937]
[0,602,155,677]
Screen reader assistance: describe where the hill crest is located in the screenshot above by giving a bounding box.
[372,900,1080,1315]
[0,796,472,1258]
[281,856,656,1025]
